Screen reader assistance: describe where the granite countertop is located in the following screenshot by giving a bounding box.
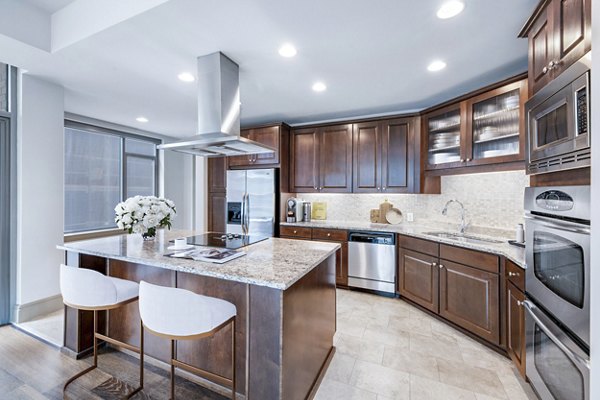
[281,220,526,269]
[58,230,339,290]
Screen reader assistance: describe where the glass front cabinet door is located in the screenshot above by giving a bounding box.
[424,103,467,170]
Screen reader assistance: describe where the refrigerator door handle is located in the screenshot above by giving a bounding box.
[240,193,247,235]
[244,193,250,235]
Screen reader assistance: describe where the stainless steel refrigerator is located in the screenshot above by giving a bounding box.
[226,169,277,237]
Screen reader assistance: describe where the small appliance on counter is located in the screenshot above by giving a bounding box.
[286,197,305,223]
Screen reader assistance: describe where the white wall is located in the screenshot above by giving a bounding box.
[15,74,64,311]
[589,2,599,398]
[162,150,194,230]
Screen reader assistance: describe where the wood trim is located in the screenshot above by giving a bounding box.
[425,161,525,177]
[518,0,553,37]
[529,167,590,186]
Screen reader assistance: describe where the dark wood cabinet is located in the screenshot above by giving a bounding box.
[520,0,591,95]
[207,192,227,232]
[507,281,526,378]
[228,125,289,169]
[353,118,413,193]
[290,124,352,193]
[398,248,439,313]
[398,234,501,346]
[439,260,500,345]
[280,227,348,287]
[208,157,227,193]
[423,77,527,174]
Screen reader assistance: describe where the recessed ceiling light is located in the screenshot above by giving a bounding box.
[136,116,149,123]
[312,82,327,92]
[437,1,465,19]
[178,72,195,82]
[278,43,297,58]
[427,60,447,72]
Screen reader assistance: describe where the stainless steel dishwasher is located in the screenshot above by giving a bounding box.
[347,231,396,294]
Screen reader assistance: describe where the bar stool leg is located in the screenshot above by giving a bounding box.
[126,320,145,399]
[63,310,99,394]
[171,339,176,400]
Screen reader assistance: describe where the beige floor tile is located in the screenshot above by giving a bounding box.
[382,345,439,380]
[337,316,367,338]
[409,333,464,362]
[348,310,391,331]
[349,360,410,400]
[336,333,385,364]
[460,346,513,373]
[495,368,538,400]
[323,352,356,384]
[388,315,433,336]
[362,328,409,348]
[410,375,477,400]
[314,378,377,400]
[437,358,508,399]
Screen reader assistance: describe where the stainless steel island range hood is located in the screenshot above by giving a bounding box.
[157,52,275,157]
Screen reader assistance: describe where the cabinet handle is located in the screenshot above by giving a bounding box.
[432,262,437,268]
[548,60,556,69]
[517,300,523,307]
[439,264,444,269]
[542,66,548,74]
[509,271,520,277]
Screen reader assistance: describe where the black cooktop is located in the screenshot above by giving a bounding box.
[183,232,268,250]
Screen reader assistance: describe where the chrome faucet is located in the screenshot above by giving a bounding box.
[442,199,468,234]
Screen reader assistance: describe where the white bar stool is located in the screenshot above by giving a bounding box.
[60,264,144,398]
[138,281,237,400]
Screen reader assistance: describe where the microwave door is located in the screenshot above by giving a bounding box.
[524,300,589,400]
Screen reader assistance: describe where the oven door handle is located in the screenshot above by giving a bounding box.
[525,214,590,235]
[523,300,590,369]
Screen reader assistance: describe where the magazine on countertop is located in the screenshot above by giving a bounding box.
[165,248,246,264]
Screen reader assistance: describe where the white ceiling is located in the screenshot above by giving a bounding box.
[24,0,75,14]
[3,0,537,138]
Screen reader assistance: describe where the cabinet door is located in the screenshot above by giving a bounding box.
[252,126,280,166]
[439,260,500,345]
[528,6,554,95]
[290,128,319,192]
[424,104,467,170]
[319,124,353,193]
[398,249,439,313]
[507,282,526,378]
[352,121,381,193]
[208,157,227,193]
[551,0,591,78]
[227,129,253,168]
[381,118,411,193]
[336,242,348,287]
[208,192,227,232]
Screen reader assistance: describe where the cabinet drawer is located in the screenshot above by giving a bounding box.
[398,235,439,257]
[280,226,312,239]
[312,228,347,242]
[506,259,525,292]
[440,244,499,274]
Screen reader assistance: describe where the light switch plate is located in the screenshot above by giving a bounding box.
[407,212,414,222]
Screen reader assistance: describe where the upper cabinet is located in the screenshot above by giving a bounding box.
[290,124,353,193]
[519,0,591,95]
[228,124,289,168]
[424,78,527,173]
[353,118,414,193]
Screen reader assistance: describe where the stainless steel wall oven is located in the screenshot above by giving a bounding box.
[524,185,590,400]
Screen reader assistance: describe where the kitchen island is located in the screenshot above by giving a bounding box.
[58,230,339,400]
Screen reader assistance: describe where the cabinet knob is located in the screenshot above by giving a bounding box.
[517,300,523,307]
[548,60,556,69]
[383,186,386,191]
[432,262,437,268]
[542,66,548,74]
[293,230,297,234]
[460,158,465,163]
[509,271,520,277]
[377,187,380,191]
[327,233,331,237]
[439,264,444,269]
[466,158,471,162]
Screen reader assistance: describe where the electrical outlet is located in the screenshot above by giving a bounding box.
[406,212,414,222]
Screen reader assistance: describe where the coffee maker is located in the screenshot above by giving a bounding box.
[286,197,305,223]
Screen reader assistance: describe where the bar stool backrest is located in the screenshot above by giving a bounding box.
[60,264,117,308]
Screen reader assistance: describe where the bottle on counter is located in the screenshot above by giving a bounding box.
[516,223,525,243]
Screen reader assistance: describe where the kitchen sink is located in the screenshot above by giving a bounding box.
[423,231,504,245]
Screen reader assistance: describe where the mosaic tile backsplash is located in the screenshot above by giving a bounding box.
[296,170,529,233]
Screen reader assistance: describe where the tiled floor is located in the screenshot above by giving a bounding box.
[16,309,64,347]
[314,289,538,400]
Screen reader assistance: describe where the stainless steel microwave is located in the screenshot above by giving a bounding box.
[526,53,591,175]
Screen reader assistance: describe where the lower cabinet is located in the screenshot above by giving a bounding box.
[398,248,439,313]
[280,226,348,287]
[439,260,500,345]
[398,234,501,347]
[506,260,526,378]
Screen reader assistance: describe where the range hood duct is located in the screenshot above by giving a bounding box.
[157,52,275,157]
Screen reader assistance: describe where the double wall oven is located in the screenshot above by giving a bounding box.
[524,186,590,400]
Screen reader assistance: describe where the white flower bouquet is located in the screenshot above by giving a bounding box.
[114,196,177,239]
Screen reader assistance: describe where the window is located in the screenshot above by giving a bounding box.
[64,122,160,233]
[0,63,8,112]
